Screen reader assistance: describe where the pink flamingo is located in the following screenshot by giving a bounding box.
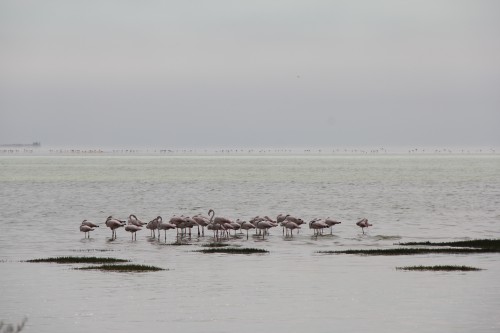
[127,214,145,227]
[276,214,290,224]
[208,209,233,240]
[255,220,274,239]
[309,218,328,237]
[239,221,255,239]
[192,214,210,236]
[282,221,300,237]
[184,216,200,238]
[80,224,95,238]
[169,216,188,238]
[125,224,141,240]
[105,216,126,240]
[325,217,342,234]
[284,216,305,234]
[81,220,99,228]
[146,216,161,238]
[356,218,372,234]
[207,220,226,241]
[158,220,176,242]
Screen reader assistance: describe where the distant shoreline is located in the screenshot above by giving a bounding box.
[0,146,497,156]
[0,142,41,148]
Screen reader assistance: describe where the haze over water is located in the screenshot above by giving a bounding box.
[1,153,499,332]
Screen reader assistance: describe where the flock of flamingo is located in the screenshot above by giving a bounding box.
[79,210,373,241]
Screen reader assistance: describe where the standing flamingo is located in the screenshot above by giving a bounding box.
[207,222,226,241]
[238,220,255,239]
[309,218,328,237]
[125,224,141,240]
[208,209,233,241]
[184,217,200,238]
[169,216,188,238]
[192,214,210,236]
[284,216,305,234]
[80,224,95,238]
[255,220,274,239]
[325,217,342,234]
[105,216,126,240]
[356,218,372,234]
[282,220,300,237]
[81,220,99,228]
[276,214,290,224]
[128,214,145,227]
[158,220,176,242]
[146,216,161,238]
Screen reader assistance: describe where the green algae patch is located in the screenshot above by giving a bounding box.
[197,248,268,254]
[396,265,483,271]
[26,256,129,264]
[77,264,165,272]
[317,248,493,256]
[398,239,500,251]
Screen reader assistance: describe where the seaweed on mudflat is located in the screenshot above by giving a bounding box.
[396,265,483,271]
[196,248,268,254]
[26,256,128,264]
[317,248,494,255]
[398,239,500,250]
[77,264,165,272]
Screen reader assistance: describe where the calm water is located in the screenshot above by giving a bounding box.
[1,154,499,332]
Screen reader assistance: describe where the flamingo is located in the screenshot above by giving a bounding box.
[158,220,176,242]
[81,220,99,228]
[192,214,210,236]
[127,214,145,227]
[105,216,126,240]
[249,216,268,236]
[239,221,255,239]
[169,216,188,238]
[80,224,94,238]
[263,216,276,224]
[325,217,342,234]
[184,216,200,238]
[284,216,305,234]
[309,218,328,237]
[146,216,161,238]
[282,221,300,237]
[207,221,226,241]
[223,222,236,237]
[208,209,233,240]
[276,214,290,224]
[255,220,274,239]
[356,218,372,234]
[124,225,141,240]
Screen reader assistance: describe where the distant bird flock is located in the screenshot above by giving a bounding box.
[80,210,372,241]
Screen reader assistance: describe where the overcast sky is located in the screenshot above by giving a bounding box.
[1,0,499,149]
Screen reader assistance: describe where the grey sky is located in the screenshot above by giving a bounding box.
[1,0,499,148]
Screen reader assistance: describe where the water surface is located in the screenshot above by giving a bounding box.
[1,154,499,332]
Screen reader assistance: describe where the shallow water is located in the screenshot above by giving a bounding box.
[1,154,499,332]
